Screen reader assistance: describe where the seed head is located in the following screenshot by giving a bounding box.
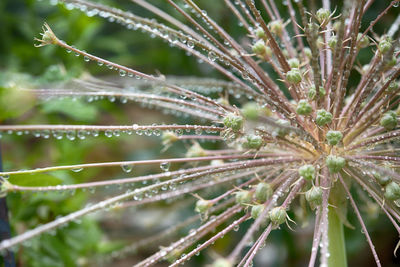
[326,155,346,173]
[325,130,343,146]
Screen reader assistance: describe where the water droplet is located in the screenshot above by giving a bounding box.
[187,40,195,49]
[208,51,217,62]
[160,162,171,172]
[71,168,83,173]
[105,130,113,137]
[121,165,133,173]
[119,69,126,77]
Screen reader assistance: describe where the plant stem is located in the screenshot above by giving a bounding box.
[328,205,347,267]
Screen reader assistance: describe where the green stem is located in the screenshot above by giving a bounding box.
[328,206,347,267]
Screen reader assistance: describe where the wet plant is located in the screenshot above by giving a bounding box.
[1,0,400,266]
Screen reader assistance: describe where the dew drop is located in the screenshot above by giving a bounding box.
[160,162,171,172]
[105,130,113,137]
[121,164,133,173]
[71,168,83,173]
[119,69,126,77]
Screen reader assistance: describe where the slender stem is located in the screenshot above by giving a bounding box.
[327,205,347,267]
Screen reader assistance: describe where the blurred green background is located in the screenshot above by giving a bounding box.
[0,0,400,266]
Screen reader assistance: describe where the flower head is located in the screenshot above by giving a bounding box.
[1,0,400,266]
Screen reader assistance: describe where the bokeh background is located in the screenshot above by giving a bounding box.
[0,0,400,266]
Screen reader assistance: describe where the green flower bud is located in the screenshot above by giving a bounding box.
[274,119,291,137]
[380,111,397,130]
[308,85,326,100]
[162,131,178,146]
[387,56,397,68]
[254,182,273,202]
[269,206,287,225]
[387,80,399,93]
[378,37,392,54]
[186,143,207,157]
[252,40,267,56]
[326,155,346,173]
[235,190,253,205]
[166,249,182,263]
[328,36,337,50]
[317,36,324,49]
[333,21,341,32]
[315,109,333,126]
[223,113,244,132]
[268,20,283,36]
[372,171,392,186]
[288,58,300,69]
[211,258,232,267]
[325,130,343,146]
[195,199,212,213]
[357,33,370,48]
[362,64,370,74]
[255,27,265,39]
[316,8,331,24]
[304,47,312,59]
[251,204,265,219]
[241,102,260,120]
[305,186,323,206]
[384,181,400,200]
[244,134,263,149]
[298,164,316,181]
[286,68,302,84]
[296,100,312,115]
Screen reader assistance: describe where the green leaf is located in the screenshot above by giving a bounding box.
[9,173,62,187]
[41,98,99,122]
[0,73,36,121]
